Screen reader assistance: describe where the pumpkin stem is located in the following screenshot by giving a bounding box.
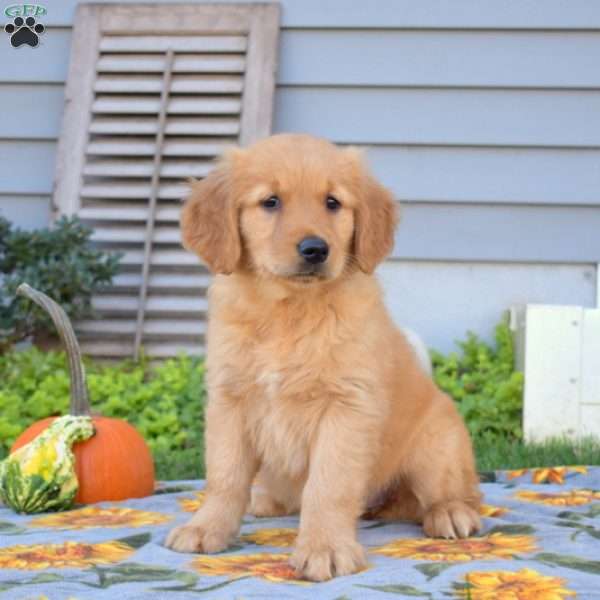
[16,283,91,416]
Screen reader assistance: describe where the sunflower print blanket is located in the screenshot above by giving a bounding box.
[1,466,599,599]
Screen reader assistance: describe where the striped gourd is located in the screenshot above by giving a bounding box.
[0,415,94,513]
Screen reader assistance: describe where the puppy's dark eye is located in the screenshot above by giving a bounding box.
[326,196,341,211]
[262,196,281,211]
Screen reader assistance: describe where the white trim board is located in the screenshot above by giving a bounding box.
[514,304,600,441]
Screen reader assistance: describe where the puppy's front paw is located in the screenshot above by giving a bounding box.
[423,500,481,539]
[165,523,229,554]
[290,539,367,581]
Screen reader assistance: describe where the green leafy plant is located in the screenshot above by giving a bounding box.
[432,319,524,442]
[0,216,120,351]
[0,348,206,470]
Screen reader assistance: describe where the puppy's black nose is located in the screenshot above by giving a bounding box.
[297,237,329,264]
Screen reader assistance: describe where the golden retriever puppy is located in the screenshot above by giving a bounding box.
[166,134,481,581]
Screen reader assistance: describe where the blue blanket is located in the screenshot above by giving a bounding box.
[1,466,599,598]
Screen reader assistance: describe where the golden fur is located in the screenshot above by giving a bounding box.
[166,134,481,581]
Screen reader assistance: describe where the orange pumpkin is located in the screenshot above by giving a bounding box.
[11,416,154,504]
[11,284,155,504]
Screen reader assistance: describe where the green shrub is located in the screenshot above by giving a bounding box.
[0,216,120,351]
[0,348,205,464]
[0,320,524,480]
[432,319,524,442]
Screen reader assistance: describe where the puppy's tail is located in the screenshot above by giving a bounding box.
[400,327,432,377]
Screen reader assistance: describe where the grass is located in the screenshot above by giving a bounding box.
[154,436,600,481]
[474,436,600,473]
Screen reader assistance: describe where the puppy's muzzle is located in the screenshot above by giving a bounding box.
[297,237,329,265]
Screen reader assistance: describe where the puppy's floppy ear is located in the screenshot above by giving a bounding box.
[348,148,399,273]
[180,153,241,274]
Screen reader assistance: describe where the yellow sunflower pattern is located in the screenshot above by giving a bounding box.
[515,489,600,506]
[0,540,134,570]
[191,553,305,584]
[456,568,576,599]
[506,466,588,484]
[479,504,509,518]
[29,506,172,529]
[177,491,207,513]
[241,528,297,547]
[372,533,537,562]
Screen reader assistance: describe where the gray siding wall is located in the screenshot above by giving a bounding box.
[1,0,598,351]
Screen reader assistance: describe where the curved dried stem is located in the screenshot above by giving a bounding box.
[16,283,90,416]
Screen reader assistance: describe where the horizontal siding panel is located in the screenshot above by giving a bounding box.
[6,200,598,264]
[42,0,600,29]
[4,142,599,207]
[393,203,600,262]
[0,85,64,139]
[9,29,600,90]
[0,141,56,195]
[0,195,50,229]
[280,30,600,89]
[367,146,600,206]
[0,28,71,83]
[378,261,597,354]
[275,87,600,147]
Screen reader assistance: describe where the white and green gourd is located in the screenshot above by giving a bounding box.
[0,415,94,513]
[0,284,95,514]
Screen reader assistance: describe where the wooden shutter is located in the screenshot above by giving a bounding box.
[53,3,280,359]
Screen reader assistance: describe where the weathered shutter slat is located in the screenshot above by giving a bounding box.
[87,139,230,156]
[89,116,240,135]
[53,3,280,359]
[78,319,208,336]
[92,226,182,245]
[79,204,182,222]
[94,74,244,94]
[81,183,188,199]
[92,296,208,314]
[92,96,242,115]
[99,35,247,53]
[83,160,212,178]
[112,272,211,290]
[79,341,205,359]
[119,249,198,267]
[97,54,246,73]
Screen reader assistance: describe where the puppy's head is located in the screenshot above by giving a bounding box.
[181,134,398,283]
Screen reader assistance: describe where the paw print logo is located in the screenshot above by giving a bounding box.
[5,16,45,48]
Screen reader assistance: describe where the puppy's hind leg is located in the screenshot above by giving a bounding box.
[363,483,423,522]
[249,468,302,518]
[405,396,482,539]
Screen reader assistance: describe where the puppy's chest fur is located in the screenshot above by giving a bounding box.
[213,292,375,478]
